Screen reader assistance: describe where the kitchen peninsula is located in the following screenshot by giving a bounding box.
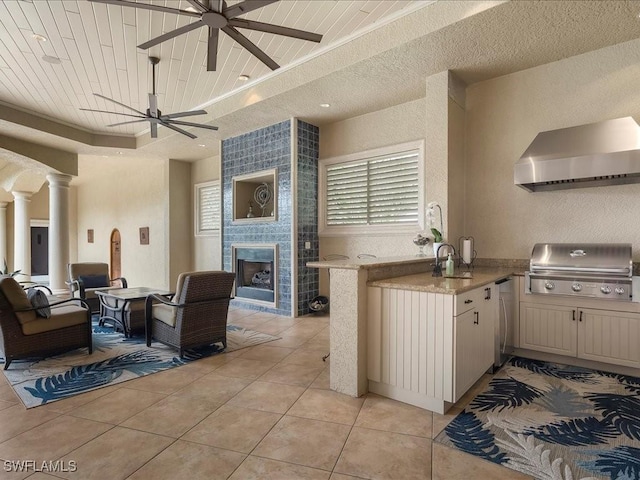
[307,256,515,414]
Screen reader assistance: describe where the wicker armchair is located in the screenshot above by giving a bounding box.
[145,271,235,357]
[0,277,92,370]
[67,263,127,313]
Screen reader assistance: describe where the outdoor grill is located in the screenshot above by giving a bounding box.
[525,243,633,301]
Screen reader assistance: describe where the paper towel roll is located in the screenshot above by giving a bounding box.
[462,239,472,264]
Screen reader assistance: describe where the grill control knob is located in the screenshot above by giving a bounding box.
[615,286,626,295]
[600,285,612,294]
[544,281,555,290]
[572,283,583,292]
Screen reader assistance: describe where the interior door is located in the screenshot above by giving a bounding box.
[110,229,121,280]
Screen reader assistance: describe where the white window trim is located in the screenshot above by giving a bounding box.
[319,140,424,237]
[195,180,221,237]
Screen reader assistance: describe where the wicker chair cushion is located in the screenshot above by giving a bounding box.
[152,303,177,327]
[0,278,36,324]
[27,288,51,318]
[21,304,88,335]
[79,274,109,288]
[68,263,110,279]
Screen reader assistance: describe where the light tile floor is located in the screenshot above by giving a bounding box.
[0,308,534,479]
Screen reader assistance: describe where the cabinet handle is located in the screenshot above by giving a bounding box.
[572,310,576,321]
[464,299,473,304]
[485,288,491,300]
[474,311,479,325]
[579,311,583,322]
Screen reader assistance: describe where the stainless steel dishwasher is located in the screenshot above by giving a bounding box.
[494,277,514,369]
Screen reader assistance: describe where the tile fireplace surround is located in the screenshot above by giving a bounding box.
[222,119,319,317]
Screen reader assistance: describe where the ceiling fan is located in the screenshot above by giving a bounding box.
[80,56,218,139]
[89,0,323,71]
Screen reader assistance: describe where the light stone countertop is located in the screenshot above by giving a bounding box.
[368,267,521,295]
[307,255,432,270]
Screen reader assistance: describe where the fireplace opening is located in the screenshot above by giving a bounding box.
[233,246,277,305]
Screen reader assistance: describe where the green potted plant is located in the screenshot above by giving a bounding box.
[1,259,21,279]
[427,202,445,256]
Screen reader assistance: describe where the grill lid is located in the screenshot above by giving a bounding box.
[530,243,632,277]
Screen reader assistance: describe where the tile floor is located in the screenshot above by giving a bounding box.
[0,308,533,479]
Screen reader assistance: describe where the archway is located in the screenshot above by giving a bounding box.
[110,229,121,280]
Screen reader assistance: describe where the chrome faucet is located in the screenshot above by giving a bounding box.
[432,243,456,277]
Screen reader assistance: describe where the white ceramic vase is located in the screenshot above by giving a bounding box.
[433,242,443,257]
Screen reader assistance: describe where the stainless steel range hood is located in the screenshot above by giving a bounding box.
[514,117,640,192]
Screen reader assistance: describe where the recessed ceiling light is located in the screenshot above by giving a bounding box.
[320,103,331,108]
[117,151,123,155]
[42,55,62,64]
[238,74,250,81]
[198,144,206,147]
[32,33,47,42]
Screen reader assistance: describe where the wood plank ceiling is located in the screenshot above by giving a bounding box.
[0,0,418,137]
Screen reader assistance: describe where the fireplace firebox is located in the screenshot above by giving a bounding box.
[232,245,277,306]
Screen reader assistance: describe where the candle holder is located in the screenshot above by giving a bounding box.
[458,236,476,271]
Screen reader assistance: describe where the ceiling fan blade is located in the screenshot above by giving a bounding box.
[229,18,322,43]
[165,119,218,130]
[148,93,158,118]
[150,121,158,138]
[106,119,149,127]
[185,0,208,13]
[222,25,279,70]
[93,93,147,116]
[79,108,145,119]
[161,110,208,119]
[138,20,204,50]
[88,0,200,17]
[161,121,197,139]
[224,0,278,19]
[207,27,219,72]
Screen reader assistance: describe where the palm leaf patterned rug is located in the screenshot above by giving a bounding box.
[435,357,640,480]
[2,321,278,409]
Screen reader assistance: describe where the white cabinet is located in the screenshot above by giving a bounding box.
[454,285,496,402]
[519,303,577,356]
[519,302,640,369]
[367,283,498,413]
[578,308,640,368]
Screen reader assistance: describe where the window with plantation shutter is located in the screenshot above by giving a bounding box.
[320,141,424,235]
[195,180,220,236]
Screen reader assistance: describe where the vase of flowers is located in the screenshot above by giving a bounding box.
[426,202,444,256]
[431,228,443,257]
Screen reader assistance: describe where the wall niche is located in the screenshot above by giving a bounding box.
[232,168,277,223]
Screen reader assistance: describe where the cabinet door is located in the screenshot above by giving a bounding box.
[519,302,577,356]
[578,308,640,368]
[454,306,493,403]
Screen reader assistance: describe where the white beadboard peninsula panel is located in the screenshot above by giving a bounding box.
[368,286,454,413]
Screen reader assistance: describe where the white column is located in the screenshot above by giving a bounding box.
[0,202,7,270]
[47,173,72,294]
[12,191,32,281]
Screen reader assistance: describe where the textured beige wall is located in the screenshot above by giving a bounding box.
[169,160,192,287]
[191,154,222,271]
[465,38,640,261]
[319,98,427,294]
[76,156,169,289]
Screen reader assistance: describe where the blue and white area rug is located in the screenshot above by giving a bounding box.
[2,321,278,409]
[435,357,640,480]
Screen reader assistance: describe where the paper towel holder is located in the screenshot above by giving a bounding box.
[458,236,477,271]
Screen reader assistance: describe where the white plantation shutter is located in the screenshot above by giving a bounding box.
[325,150,419,226]
[195,181,220,236]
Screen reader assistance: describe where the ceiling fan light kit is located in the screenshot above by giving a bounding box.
[80,56,218,139]
[89,0,323,72]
